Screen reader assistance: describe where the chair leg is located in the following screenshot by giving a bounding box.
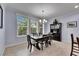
[30,45,32,52]
[49,41,51,46]
[70,46,73,56]
[70,47,73,56]
[45,40,48,47]
[41,44,43,50]
[35,43,40,50]
[70,44,73,56]
[70,52,72,56]
[41,42,43,50]
[27,43,29,49]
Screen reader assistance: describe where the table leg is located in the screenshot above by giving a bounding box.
[36,42,40,50]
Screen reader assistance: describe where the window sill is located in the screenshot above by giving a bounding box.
[17,35,27,37]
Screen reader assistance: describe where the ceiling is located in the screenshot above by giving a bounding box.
[6,3,79,19]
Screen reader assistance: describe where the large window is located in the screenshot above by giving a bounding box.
[31,22,37,34]
[39,22,43,34]
[17,15,28,36]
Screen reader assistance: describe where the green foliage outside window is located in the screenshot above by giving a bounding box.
[17,15,28,36]
[31,23,37,33]
[31,28,36,33]
[18,26,27,35]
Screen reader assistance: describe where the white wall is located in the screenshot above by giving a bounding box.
[5,7,39,47]
[45,13,79,43]
[0,4,6,55]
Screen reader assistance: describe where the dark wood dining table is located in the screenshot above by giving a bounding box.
[31,35,51,49]
[30,35,43,50]
[30,34,53,50]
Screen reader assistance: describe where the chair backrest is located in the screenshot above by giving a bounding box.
[76,37,79,48]
[70,34,74,56]
[70,34,79,56]
[27,35,31,44]
[39,33,42,36]
[32,33,38,36]
[43,34,48,37]
[43,35,49,41]
[71,34,74,43]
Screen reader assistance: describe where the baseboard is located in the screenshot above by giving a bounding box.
[1,47,5,56]
[2,48,6,56]
[5,41,27,48]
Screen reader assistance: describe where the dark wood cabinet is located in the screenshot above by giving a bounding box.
[50,23,62,41]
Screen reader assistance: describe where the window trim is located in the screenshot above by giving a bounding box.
[16,14,28,37]
[17,35,27,37]
[30,22,37,34]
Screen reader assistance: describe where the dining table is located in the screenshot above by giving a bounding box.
[30,35,43,50]
[30,34,53,50]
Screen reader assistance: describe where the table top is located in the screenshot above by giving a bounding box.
[31,35,43,39]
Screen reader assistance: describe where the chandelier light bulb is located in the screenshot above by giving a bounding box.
[43,19,45,22]
[39,19,42,23]
[43,19,47,23]
[44,19,47,23]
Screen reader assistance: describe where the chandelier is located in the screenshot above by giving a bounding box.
[39,10,47,23]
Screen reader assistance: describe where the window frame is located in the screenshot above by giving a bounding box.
[16,14,28,37]
[30,22,37,34]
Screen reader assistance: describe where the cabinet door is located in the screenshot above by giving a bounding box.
[50,26,54,29]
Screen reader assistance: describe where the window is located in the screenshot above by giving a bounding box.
[39,22,43,34]
[17,15,28,36]
[31,22,37,34]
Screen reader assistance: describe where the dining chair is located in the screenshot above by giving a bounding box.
[27,35,38,52]
[77,37,79,48]
[45,36,50,47]
[48,34,53,45]
[36,36,48,50]
[42,35,48,47]
[70,34,79,56]
[43,34,52,47]
[39,37,45,50]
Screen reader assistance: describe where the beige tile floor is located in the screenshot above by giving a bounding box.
[4,41,71,56]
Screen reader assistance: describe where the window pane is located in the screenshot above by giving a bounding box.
[39,22,43,34]
[31,28,36,33]
[17,15,28,36]
[17,16,28,26]
[31,22,37,34]
[18,26,27,35]
[39,28,42,34]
